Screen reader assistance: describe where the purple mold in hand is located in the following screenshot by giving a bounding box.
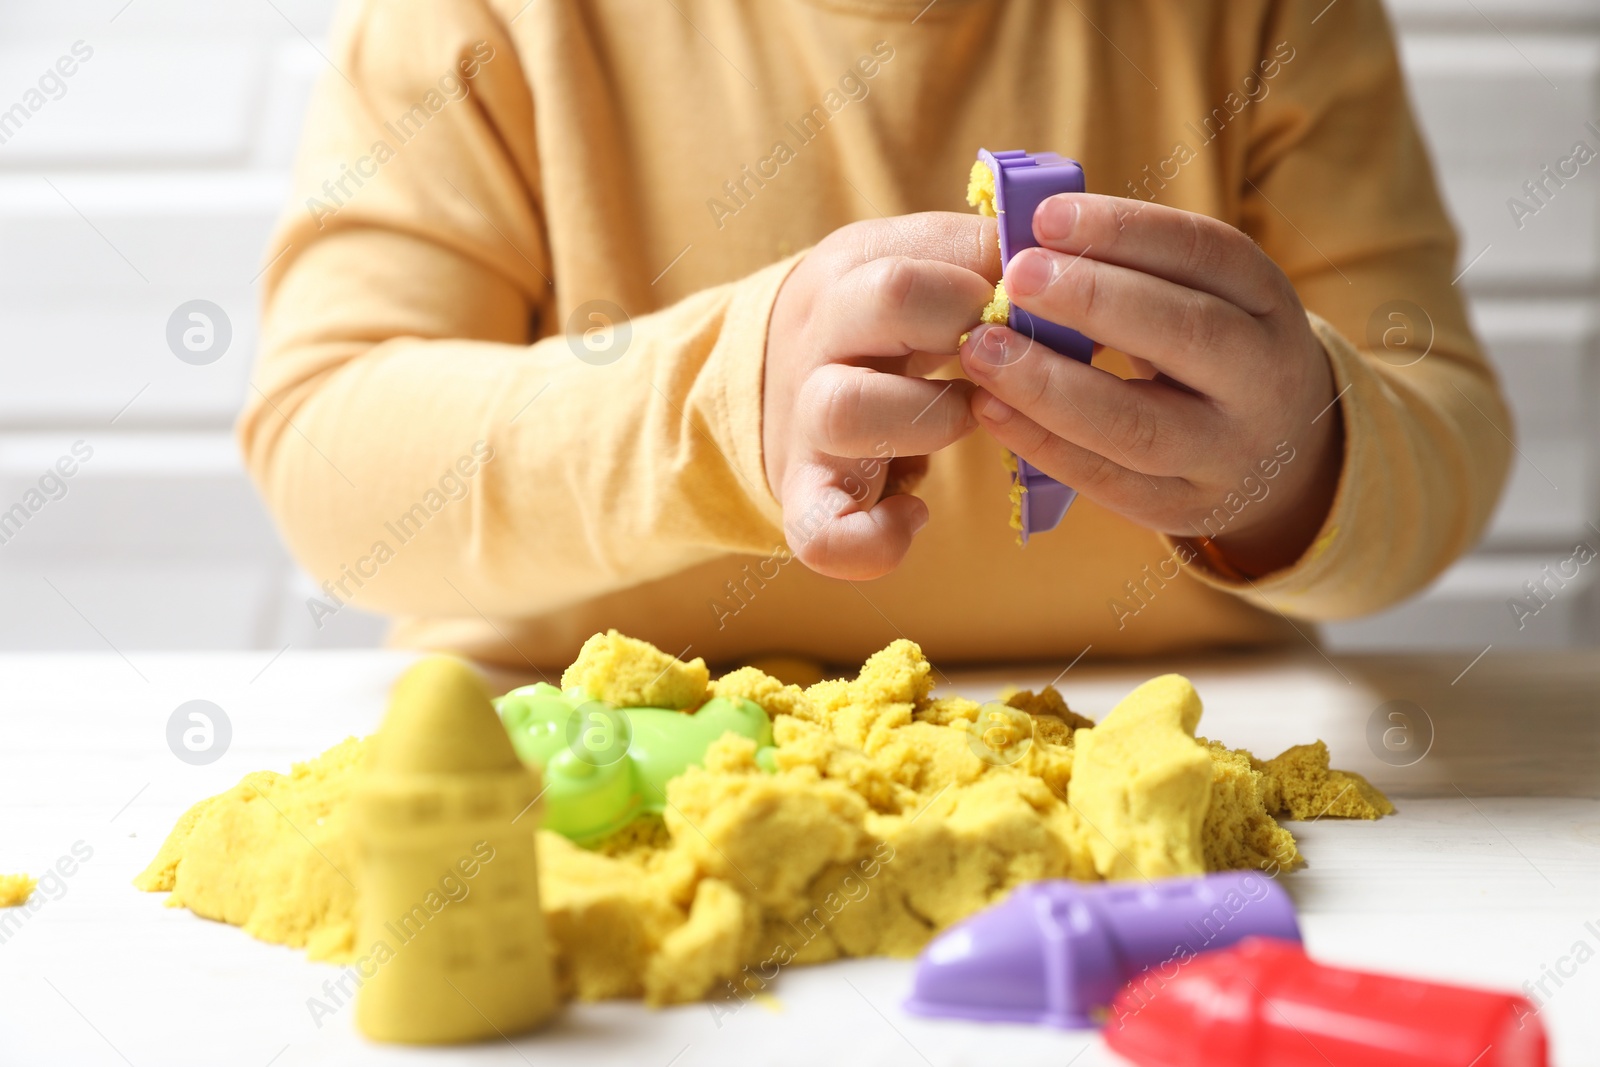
[976,149,1095,542]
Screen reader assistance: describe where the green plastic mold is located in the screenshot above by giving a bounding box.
[495,683,775,845]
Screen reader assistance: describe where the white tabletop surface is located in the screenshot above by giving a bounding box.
[0,648,1596,1067]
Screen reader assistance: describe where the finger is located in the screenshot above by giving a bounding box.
[959,324,1221,477]
[799,364,976,458]
[837,210,1003,281]
[816,255,999,357]
[1032,194,1286,315]
[1003,248,1259,395]
[781,458,927,581]
[970,390,1191,521]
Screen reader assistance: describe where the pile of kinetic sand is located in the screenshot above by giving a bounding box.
[135,635,1392,1006]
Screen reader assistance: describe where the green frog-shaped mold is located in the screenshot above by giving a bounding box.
[495,683,775,845]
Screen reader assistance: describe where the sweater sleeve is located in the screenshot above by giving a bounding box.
[237,0,790,622]
[1169,0,1514,619]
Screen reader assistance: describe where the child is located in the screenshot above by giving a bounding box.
[240,0,1511,669]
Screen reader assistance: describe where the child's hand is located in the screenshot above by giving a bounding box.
[959,194,1343,577]
[765,212,1000,580]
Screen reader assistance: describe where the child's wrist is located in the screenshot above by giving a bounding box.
[1194,418,1345,580]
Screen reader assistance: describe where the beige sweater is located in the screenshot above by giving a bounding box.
[240,0,1511,670]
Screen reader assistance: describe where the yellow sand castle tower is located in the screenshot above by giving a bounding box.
[353,656,557,1043]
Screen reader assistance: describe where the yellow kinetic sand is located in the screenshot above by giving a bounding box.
[562,629,710,709]
[959,159,1012,344]
[1068,675,1212,879]
[0,873,36,907]
[1258,741,1396,819]
[352,656,556,1043]
[1002,451,1026,538]
[967,158,1024,538]
[137,636,1391,1009]
[965,159,1013,329]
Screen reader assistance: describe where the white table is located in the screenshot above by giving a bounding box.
[1,649,1595,1067]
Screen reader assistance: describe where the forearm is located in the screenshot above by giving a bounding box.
[240,241,796,620]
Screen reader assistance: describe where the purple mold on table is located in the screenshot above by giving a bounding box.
[903,871,1302,1029]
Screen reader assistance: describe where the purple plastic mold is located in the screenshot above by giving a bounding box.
[903,871,1302,1029]
[978,149,1095,542]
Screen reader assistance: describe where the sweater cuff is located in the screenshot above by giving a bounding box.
[712,251,806,537]
[1160,311,1372,615]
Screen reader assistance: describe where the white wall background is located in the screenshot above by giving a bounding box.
[0,0,1595,653]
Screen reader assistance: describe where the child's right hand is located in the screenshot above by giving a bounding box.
[764,213,1001,580]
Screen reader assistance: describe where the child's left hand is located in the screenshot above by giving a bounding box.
[959,194,1344,578]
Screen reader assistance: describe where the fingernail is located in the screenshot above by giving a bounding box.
[978,392,1013,424]
[1036,196,1079,242]
[1006,248,1051,297]
[975,325,1010,367]
[911,508,930,534]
